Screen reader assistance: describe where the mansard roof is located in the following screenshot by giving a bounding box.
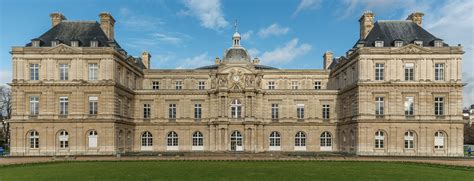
[358,20,447,47]
[26,21,121,49]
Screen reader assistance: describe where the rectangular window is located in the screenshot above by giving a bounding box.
[297,104,304,120]
[59,64,69,80]
[143,104,151,119]
[404,97,414,116]
[271,104,279,120]
[89,96,98,115]
[322,104,330,119]
[395,41,403,47]
[291,81,299,90]
[268,81,275,90]
[59,97,68,115]
[375,63,384,81]
[314,81,321,90]
[152,81,160,90]
[434,63,444,81]
[175,81,182,90]
[30,96,39,115]
[375,97,384,116]
[169,104,177,119]
[404,63,414,81]
[30,64,39,81]
[375,41,384,47]
[88,63,98,80]
[434,97,444,116]
[198,81,205,90]
[194,104,202,120]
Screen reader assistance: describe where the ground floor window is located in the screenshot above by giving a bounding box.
[141,131,153,148]
[29,131,39,149]
[167,131,179,146]
[404,131,414,149]
[59,130,69,149]
[320,131,332,151]
[192,131,203,146]
[434,131,445,149]
[88,130,98,148]
[295,131,306,147]
[230,131,243,151]
[375,131,384,149]
[269,131,281,147]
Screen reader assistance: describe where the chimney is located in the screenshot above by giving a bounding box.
[141,51,151,69]
[50,12,66,27]
[99,12,116,40]
[359,10,375,40]
[406,12,424,27]
[323,51,333,70]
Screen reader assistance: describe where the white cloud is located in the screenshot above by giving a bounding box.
[152,33,185,45]
[258,23,290,38]
[241,31,253,41]
[293,0,322,17]
[176,52,213,69]
[181,0,229,30]
[260,38,312,65]
[0,70,11,86]
[118,7,164,31]
[247,48,260,59]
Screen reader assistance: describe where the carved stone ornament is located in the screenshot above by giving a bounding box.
[393,44,431,54]
[41,44,78,54]
[228,69,244,89]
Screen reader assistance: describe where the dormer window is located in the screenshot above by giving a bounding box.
[414,41,423,47]
[375,41,384,47]
[51,40,59,47]
[32,40,40,47]
[434,40,443,47]
[71,40,79,47]
[90,40,98,47]
[394,41,403,47]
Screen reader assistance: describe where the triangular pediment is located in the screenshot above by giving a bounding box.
[41,44,80,54]
[392,44,432,54]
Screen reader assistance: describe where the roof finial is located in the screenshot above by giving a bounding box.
[234,19,238,32]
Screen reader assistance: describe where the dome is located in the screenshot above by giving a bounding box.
[233,32,241,38]
[223,47,250,63]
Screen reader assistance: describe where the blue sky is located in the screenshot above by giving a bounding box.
[0,0,473,105]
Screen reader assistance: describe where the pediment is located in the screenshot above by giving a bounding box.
[392,44,432,54]
[41,44,80,54]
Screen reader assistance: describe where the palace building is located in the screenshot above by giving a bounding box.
[8,11,465,156]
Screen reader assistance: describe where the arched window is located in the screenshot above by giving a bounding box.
[269,131,281,149]
[230,131,243,151]
[375,131,384,149]
[295,131,306,147]
[118,130,123,148]
[167,131,178,146]
[231,99,242,118]
[59,130,69,149]
[404,131,415,149]
[192,131,203,147]
[88,130,98,148]
[141,131,153,149]
[29,131,39,149]
[434,131,445,149]
[320,131,332,151]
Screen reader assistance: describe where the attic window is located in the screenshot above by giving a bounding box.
[394,41,403,47]
[375,41,384,47]
[71,41,79,47]
[51,40,59,47]
[32,40,40,47]
[90,40,98,47]
[434,40,443,47]
[414,41,423,47]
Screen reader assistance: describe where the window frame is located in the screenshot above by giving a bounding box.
[88,96,98,115]
[29,63,39,81]
[29,131,39,149]
[29,96,39,116]
[434,63,445,81]
[88,63,99,81]
[375,97,384,116]
[169,104,177,119]
[143,103,151,119]
[152,81,160,90]
[59,97,69,115]
[374,131,385,149]
[404,63,414,81]
[268,81,275,90]
[375,63,384,81]
[194,103,202,120]
[434,97,444,116]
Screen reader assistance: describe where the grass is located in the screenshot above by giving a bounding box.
[0,161,473,181]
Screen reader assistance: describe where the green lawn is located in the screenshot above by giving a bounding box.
[0,161,473,181]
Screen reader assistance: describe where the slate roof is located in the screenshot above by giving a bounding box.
[26,21,121,48]
[358,20,447,47]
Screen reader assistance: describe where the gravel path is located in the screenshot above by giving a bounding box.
[1,156,473,167]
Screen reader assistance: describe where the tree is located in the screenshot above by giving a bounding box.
[0,86,11,147]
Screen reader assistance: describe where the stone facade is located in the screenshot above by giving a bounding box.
[8,11,464,156]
